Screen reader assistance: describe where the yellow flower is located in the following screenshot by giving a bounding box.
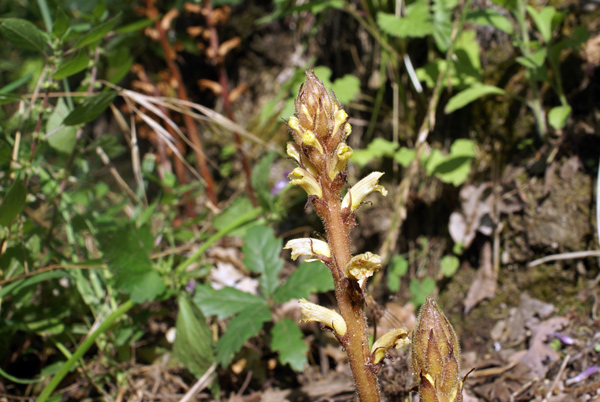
[341,172,387,211]
[284,238,331,262]
[288,168,322,198]
[345,252,382,287]
[329,143,353,179]
[371,328,410,364]
[299,299,347,336]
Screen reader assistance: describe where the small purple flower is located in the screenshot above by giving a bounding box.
[565,366,600,385]
[271,170,292,196]
[549,332,576,345]
[185,280,196,294]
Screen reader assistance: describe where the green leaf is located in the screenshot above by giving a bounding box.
[527,6,560,44]
[251,152,276,208]
[242,225,283,297]
[0,18,47,52]
[548,105,571,130]
[273,261,334,303]
[216,303,271,367]
[393,147,416,167]
[0,71,33,95]
[409,277,436,306]
[46,98,77,154]
[173,294,215,378]
[271,318,307,371]
[377,0,434,38]
[331,74,361,104]
[53,8,69,38]
[213,196,254,232]
[0,270,66,299]
[98,224,165,303]
[432,0,456,51]
[515,48,547,69]
[465,9,514,34]
[114,18,157,34]
[431,139,476,186]
[53,51,89,80]
[387,255,408,292]
[72,12,122,49]
[63,91,118,126]
[193,285,268,319]
[440,255,459,277]
[444,85,505,113]
[0,180,26,227]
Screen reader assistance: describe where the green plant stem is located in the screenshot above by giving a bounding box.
[36,299,136,402]
[174,207,261,276]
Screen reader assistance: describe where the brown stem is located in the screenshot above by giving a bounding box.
[148,1,218,206]
[202,0,257,207]
[322,189,380,402]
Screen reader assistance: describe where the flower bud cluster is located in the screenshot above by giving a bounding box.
[411,298,463,402]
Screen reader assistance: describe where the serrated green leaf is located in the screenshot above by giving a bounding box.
[213,196,254,232]
[46,98,77,154]
[409,277,436,306]
[444,85,505,114]
[388,255,408,292]
[273,261,334,303]
[193,285,267,319]
[440,255,459,277]
[331,74,360,104]
[173,294,215,378]
[53,51,89,80]
[251,152,276,209]
[377,0,434,38]
[0,180,26,227]
[98,224,165,303]
[63,91,118,126]
[271,318,307,371]
[72,12,122,49]
[242,225,283,297]
[394,147,416,167]
[465,9,514,34]
[0,18,47,52]
[548,105,571,130]
[216,303,271,367]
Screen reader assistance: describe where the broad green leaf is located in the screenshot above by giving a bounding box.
[377,0,434,38]
[193,285,268,319]
[72,12,122,49]
[440,255,459,277]
[548,105,571,130]
[409,277,436,306]
[173,294,215,378]
[394,147,416,167]
[242,225,283,297]
[0,180,26,227]
[387,254,408,292]
[53,8,69,38]
[63,91,118,126]
[351,138,398,167]
[465,9,514,34]
[444,85,505,113]
[251,152,277,209]
[527,6,560,44]
[53,51,89,80]
[271,318,307,371]
[46,98,77,154]
[216,303,271,367]
[490,0,517,13]
[273,261,334,303]
[433,0,456,51]
[98,224,165,303]
[0,18,47,52]
[331,74,361,104]
[515,48,547,69]
[212,196,254,233]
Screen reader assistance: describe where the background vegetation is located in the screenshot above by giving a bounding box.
[0,0,598,400]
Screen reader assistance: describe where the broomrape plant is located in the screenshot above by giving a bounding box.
[284,71,462,402]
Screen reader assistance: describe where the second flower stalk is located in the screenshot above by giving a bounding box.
[284,71,408,402]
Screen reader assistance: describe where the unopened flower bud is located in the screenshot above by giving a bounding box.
[288,168,322,198]
[341,172,387,211]
[411,298,463,402]
[299,299,347,336]
[371,328,410,364]
[284,238,331,262]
